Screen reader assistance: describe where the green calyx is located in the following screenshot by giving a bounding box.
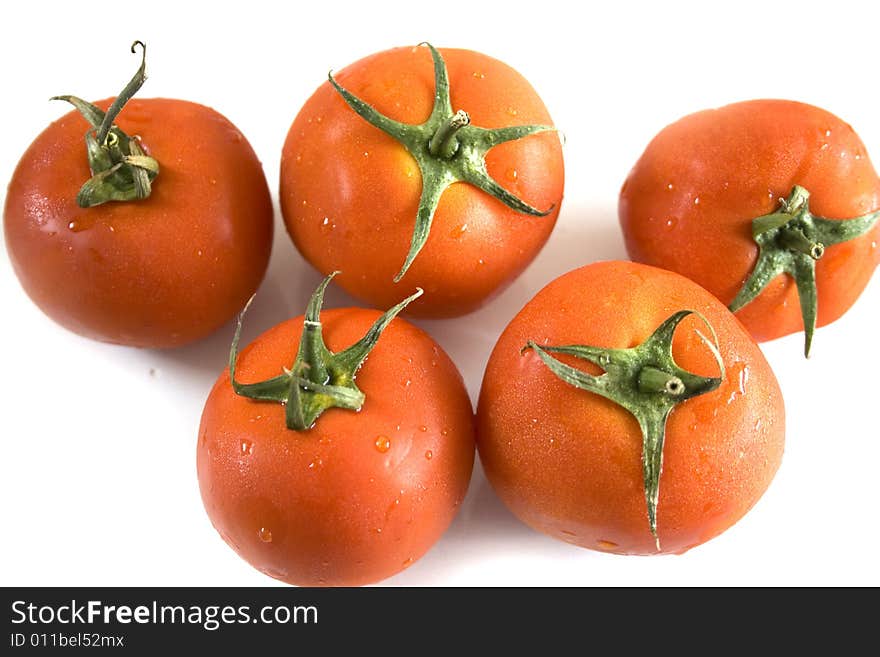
[52,40,159,208]
[229,272,423,431]
[329,42,556,282]
[730,185,879,358]
[524,310,726,548]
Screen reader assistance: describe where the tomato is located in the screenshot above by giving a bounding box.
[476,260,785,555]
[280,43,564,317]
[619,99,880,356]
[197,276,475,586]
[3,42,273,348]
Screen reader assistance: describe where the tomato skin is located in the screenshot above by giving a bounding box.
[4,98,273,348]
[197,308,475,586]
[476,261,785,555]
[280,46,564,318]
[619,99,880,344]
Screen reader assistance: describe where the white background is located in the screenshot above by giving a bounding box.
[1,0,878,587]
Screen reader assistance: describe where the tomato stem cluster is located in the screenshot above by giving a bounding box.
[730,185,879,357]
[524,310,725,546]
[51,41,159,208]
[328,42,556,282]
[229,273,423,431]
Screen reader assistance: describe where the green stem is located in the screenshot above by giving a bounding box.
[51,40,159,208]
[230,273,423,431]
[526,310,725,546]
[428,109,470,158]
[777,227,825,259]
[638,367,685,396]
[730,184,879,357]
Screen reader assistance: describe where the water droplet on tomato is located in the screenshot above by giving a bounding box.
[472,71,485,79]
[693,196,700,205]
[664,218,676,229]
[825,129,832,137]
[449,223,468,238]
[505,168,518,182]
[425,450,433,460]
[726,362,749,404]
[667,183,674,191]
[507,107,518,117]
[375,436,391,453]
[596,539,618,550]
[258,527,273,543]
[240,440,254,456]
[67,220,83,232]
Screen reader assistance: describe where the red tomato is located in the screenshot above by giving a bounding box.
[477,260,785,555]
[619,99,880,355]
[4,44,272,348]
[197,285,475,586]
[280,43,564,317]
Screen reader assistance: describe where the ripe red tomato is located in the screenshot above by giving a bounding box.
[280,43,564,317]
[4,43,273,348]
[197,279,475,586]
[619,99,880,356]
[476,260,785,555]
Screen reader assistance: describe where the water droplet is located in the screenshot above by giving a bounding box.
[505,168,518,182]
[375,436,391,453]
[472,71,485,79]
[441,429,449,436]
[322,216,330,226]
[403,379,412,388]
[507,107,518,116]
[419,425,427,432]
[667,183,674,190]
[871,241,877,250]
[825,129,832,137]
[240,439,254,456]
[375,527,383,534]
[197,249,203,256]
[425,450,433,460]
[363,151,369,158]
[693,196,700,205]
[478,258,485,266]
[258,527,273,543]
[665,218,676,229]
[67,220,84,232]
[449,223,468,238]
[402,557,414,567]
[597,539,618,550]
